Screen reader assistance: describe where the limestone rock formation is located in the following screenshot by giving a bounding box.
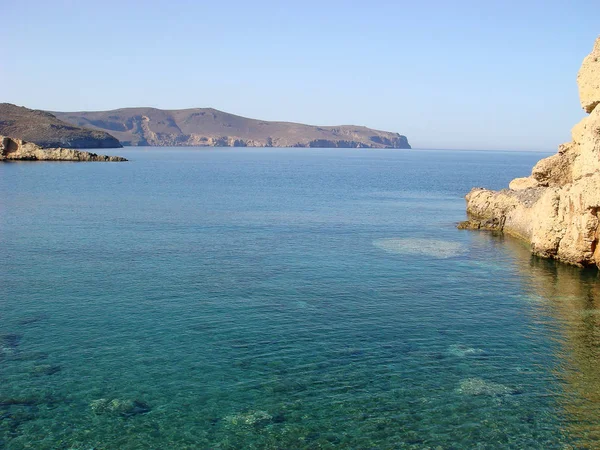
[578,37,600,113]
[459,37,600,268]
[0,103,122,149]
[53,107,411,149]
[0,135,127,162]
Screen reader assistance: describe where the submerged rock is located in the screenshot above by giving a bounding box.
[16,351,49,362]
[0,334,21,357]
[0,334,21,348]
[459,37,600,268]
[17,314,49,326]
[456,378,517,397]
[0,397,39,407]
[0,406,37,433]
[0,135,127,162]
[447,344,485,357]
[224,410,273,427]
[31,364,61,376]
[90,398,151,417]
[373,238,466,259]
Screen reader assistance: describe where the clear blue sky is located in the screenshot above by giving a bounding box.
[1,1,597,150]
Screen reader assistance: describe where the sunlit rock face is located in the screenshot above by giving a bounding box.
[0,135,127,162]
[459,37,600,268]
[578,37,600,114]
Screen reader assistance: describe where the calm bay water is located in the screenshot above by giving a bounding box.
[2,147,600,449]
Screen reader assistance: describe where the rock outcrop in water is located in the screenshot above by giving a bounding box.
[53,107,411,149]
[0,103,122,149]
[459,37,600,268]
[90,398,151,417]
[0,135,127,162]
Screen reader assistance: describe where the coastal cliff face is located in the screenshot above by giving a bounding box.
[459,37,600,268]
[0,135,127,162]
[53,107,411,149]
[0,103,122,149]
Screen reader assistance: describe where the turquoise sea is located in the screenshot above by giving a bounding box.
[2,148,600,449]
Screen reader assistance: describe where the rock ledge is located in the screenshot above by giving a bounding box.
[459,37,600,268]
[0,135,127,162]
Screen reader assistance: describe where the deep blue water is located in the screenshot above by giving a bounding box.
[2,148,600,449]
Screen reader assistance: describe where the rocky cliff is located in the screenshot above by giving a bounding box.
[459,37,600,268]
[53,107,411,149]
[0,103,122,149]
[0,135,127,162]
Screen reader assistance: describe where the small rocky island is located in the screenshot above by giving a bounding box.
[0,135,127,162]
[459,37,600,268]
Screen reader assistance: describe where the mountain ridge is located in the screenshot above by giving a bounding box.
[53,107,411,149]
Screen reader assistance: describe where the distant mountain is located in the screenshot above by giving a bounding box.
[53,107,410,149]
[0,103,122,149]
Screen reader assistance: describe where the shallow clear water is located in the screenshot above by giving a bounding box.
[2,148,600,449]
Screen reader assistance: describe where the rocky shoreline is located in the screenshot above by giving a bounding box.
[459,37,600,268]
[0,135,127,162]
